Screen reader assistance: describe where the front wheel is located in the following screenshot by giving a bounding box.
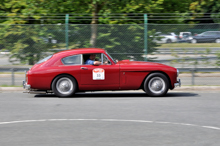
[143,73,169,97]
[52,75,77,97]
[191,39,197,43]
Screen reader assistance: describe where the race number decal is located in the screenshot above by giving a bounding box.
[93,68,105,80]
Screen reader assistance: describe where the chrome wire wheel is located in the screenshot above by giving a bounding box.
[56,77,73,95]
[148,77,166,94]
[144,73,169,97]
[52,75,77,97]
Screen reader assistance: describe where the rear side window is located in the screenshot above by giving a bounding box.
[62,54,82,65]
[36,55,53,64]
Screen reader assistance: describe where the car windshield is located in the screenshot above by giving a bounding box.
[36,55,53,64]
[106,52,116,64]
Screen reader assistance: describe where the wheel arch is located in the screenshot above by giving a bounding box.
[140,71,172,90]
[50,73,79,91]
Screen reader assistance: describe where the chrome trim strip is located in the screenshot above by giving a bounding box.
[177,69,179,77]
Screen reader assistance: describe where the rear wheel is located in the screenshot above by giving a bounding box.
[52,75,77,97]
[215,39,220,43]
[144,73,169,97]
[166,39,172,43]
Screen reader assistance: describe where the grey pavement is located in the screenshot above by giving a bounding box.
[0,92,220,146]
[1,86,220,92]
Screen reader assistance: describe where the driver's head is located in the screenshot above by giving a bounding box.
[89,54,96,60]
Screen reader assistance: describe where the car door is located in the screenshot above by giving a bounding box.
[201,32,213,42]
[80,53,120,90]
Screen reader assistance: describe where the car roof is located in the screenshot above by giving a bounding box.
[53,48,106,58]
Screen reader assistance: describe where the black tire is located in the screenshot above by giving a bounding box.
[52,75,77,97]
[143,73,169,97]
[166,39,172,43]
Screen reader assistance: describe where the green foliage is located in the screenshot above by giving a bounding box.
[65,24,159,61]
[0,0,167,64]
[216,52,220,67]
[0,25,55,65]
[189,0,220,23]
[3,0,218,65]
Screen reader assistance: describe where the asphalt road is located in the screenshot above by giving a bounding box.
[0,91,220,146]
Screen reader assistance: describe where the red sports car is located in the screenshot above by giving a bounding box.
[23,48,181,97]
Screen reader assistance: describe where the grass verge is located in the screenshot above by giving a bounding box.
[0,85,22,87]
[157,43,220,48]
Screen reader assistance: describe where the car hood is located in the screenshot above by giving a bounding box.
[118,60,166,66]
[117,60,176,72]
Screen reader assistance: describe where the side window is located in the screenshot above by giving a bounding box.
[95,53,101,61]
[202,32,209,36]
[62,54,82,65]
[83,53,101,64]
[214,32,218,35]
[204,32,212,36]
[102,54,111,65]
[82,53,111,65]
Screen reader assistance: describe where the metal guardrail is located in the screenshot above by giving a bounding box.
[156,57,218,63]
[0,67,220,86]
[178,68,220,72]
[178,68,220,85]
[0,67,30,72]
[0,67,29,86]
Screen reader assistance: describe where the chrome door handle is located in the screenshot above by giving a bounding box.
[81,67,88,70]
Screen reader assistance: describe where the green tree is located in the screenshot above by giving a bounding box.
[0,0,56,65]
[189,0,220,23]
[0,25,54,65]
[1,0,193,64]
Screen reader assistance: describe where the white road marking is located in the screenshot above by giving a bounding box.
[202,126,220,130]
[0,119,220,131]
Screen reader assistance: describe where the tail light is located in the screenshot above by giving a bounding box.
[25,71,28,83]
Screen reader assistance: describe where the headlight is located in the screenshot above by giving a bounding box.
[177,69,179,77]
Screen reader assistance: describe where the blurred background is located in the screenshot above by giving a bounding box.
[0,0,220,87]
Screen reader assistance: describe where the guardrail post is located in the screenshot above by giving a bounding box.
[190,68,196,85]
[144,13,148,61]
[65,14,69,50]
[11,68,15,86]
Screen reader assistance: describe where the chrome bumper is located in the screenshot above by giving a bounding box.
[23,81,31,90]
[174,79,181,87]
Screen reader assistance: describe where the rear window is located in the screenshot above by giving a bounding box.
[36,55,53,64]
[62,54,82,65]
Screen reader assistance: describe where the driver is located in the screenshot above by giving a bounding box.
[84,54,102,65]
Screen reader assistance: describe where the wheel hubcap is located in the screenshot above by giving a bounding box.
[148,77,165,94]
[192,39,196,43]
[56,77,73,95]
[216,39,220,43]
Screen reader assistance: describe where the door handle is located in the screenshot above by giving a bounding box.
[81,67,88,70]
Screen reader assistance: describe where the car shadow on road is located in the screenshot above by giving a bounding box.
[34,92,199,98]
